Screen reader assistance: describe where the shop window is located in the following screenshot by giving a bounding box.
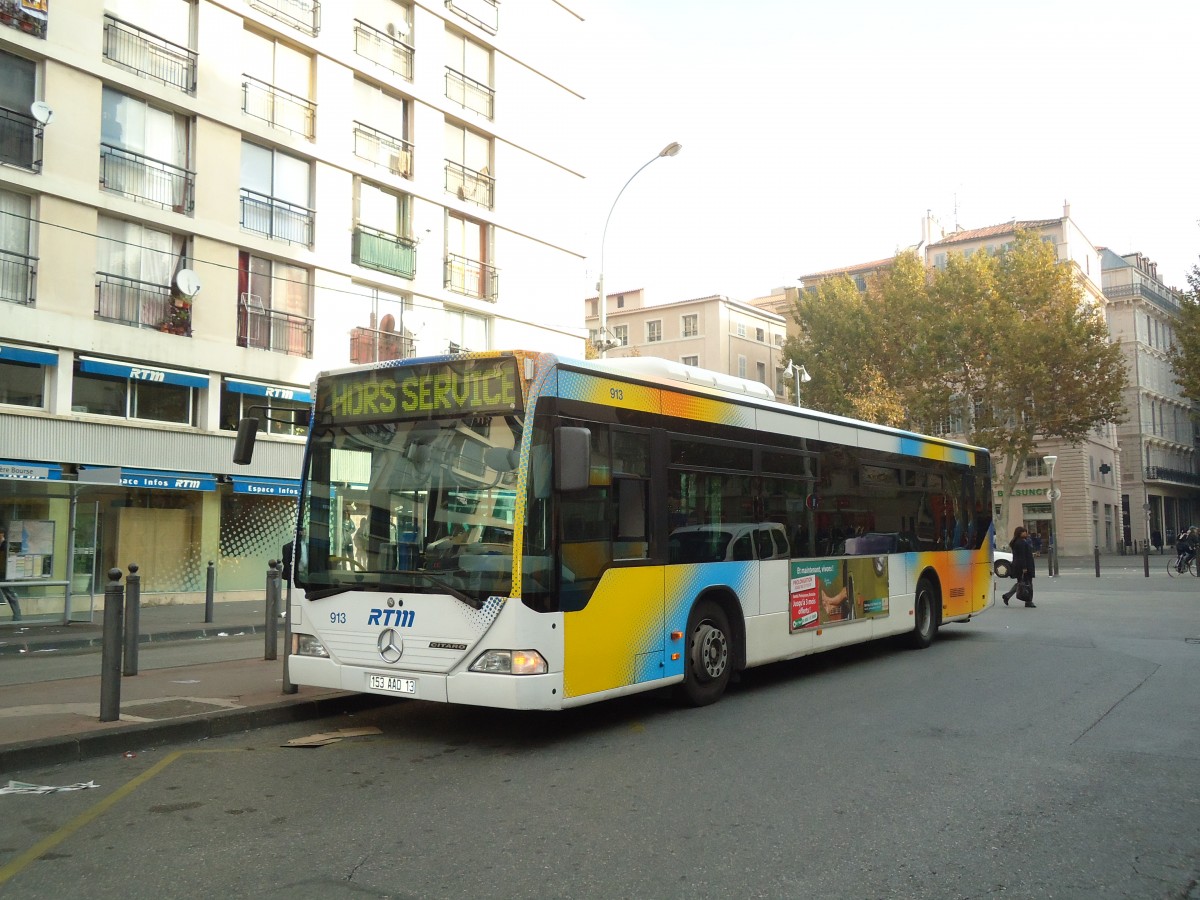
[72,363,196,424]
[0,358,44,407]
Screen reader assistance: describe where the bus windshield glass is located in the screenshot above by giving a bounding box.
[297,357,524,602]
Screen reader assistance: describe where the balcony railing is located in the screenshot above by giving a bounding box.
[238,294,313,358]
[0,106,43,172]
[240,188,314,246]
[242,75,315,139]
[353,226,416,279]
[1145,466,1200,486]
[350,325,412,364]
[353,122,412,178]
[102,15,197,94]
[353,20,413,80]
[445,0,498,34]
[0,0,47,38]
[100,143,195,212]
[445,68,494,118]
[248,0,320,36]
[1105,281,1180,316]
[95,272,175,331]
[445,160,494,208]
[0,248,36,306]
[445,253,498,302]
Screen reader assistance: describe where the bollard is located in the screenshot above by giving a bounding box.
[1143,541,1150,577]
[100,568,124,722]
[1094,546,1100,578]
[123,563,141,676]
[205,560,215,623]
[264,559,280,661]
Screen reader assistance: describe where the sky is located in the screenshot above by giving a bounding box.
[573,0,1200,306]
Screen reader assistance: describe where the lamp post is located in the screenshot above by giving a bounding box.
[782,359,811,407]
[1045,455,1058,577]
[595,142,682,357]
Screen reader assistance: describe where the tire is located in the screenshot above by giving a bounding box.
[1167,558,1184,578]
[678,599,733,707]
[908,577,938,649]
[993,559,1010,578]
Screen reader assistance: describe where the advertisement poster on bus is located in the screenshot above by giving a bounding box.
[789,556,889,633]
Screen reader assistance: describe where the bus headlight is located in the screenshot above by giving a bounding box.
[295,634,329,658]
[469,649,548,675]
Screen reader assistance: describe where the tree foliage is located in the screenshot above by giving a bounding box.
[787,230,1127,536]
[1168,260,1200,403]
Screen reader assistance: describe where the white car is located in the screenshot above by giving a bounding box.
[993,549,1013,578]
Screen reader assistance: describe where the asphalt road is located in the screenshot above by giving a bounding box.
[1,573,1198,899]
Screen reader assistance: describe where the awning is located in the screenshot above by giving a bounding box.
[0,459,63,481]
[230,476,300,498]
[79,356,209,389]
[81,466,216,491]
[0,344,59,366]
[225,378,312,404]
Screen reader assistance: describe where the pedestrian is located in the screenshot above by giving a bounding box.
[1001,525,1036,608]
[0,527,23,621]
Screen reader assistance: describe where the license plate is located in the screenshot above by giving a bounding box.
[369,674,416,694]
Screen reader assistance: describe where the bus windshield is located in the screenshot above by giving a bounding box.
[297,413,523,603]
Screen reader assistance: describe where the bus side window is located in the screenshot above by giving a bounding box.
[614,477,648,560]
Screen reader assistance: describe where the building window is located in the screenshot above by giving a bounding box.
[681,355,698,367]
[0,188,34,306]
[0,50,41,171]
[445,30,494,118]
[240,141,313,245]
[353,79,411,177]
[100,88,194,212]
[756,361,766,382]
[352,17,412,81]
[738,355,747,378]
[647,320,662,343]
[353,180,415,278]
[682,313,697,338]
[1025,457,1048,477]
[445,211,496,301]
[71,359,199,424]
[0,356,46,407]
[237,252,313,357]
[736,323,746,338]
[102,0,196,93]
[241,29,314,137]
[443,306,488,354]
[612,324,628,347]
[755,327,764,342]
[247,0,320,37]
[348,286,413,364]
[95,216,190,334]
[444,121,493,207]
[219,380,309,435]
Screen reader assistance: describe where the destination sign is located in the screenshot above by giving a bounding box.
[316,357,521,423]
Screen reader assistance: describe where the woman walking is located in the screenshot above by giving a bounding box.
[1002,526,1037,608]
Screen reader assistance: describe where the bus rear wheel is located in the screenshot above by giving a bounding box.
[908,577,939,649]
[678,600,732,707]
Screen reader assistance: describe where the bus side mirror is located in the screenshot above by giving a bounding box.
[233,418,259,465]
[554,427,591,492]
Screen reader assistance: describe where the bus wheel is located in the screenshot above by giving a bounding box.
[909,577,938,649]
[679,600,732,706]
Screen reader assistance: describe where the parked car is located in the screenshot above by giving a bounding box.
[993,549,1013,578]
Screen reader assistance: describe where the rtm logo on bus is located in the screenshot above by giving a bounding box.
[367,609,416,627]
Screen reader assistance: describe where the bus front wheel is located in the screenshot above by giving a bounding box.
[908,577,939,649]
[678,599,732,707]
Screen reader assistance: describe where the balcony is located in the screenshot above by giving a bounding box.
[352,122,412,178]
[248,0,320,36]
[445,68,494,118]
[238,294,313,358]
[0,0,47,38]
[0,248,36,306]
[445,160,493,208]
[95,272,191,334]
[353,20,413,80]
[445,0,498,34]
[1105,280,1180,316]
[102,15,197,94]
[0,106,43,172]
[100,144,195,213]
[240,188,313,246]
[353,226,416,279]
[1145,466,1200,487]
[445,253,498,302]
[350,324,412,364]
[242,75,315,139]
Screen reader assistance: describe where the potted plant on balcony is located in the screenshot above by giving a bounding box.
[160,299,192,336]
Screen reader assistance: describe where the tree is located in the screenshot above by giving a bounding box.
[1168,260,1200,403]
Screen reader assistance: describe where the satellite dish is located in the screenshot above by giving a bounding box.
[30,101,53,125]
[173,268,202,298]
[386,20,408,37]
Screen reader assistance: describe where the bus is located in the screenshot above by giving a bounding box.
[242,349,993,709]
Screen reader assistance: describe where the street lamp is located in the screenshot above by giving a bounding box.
[1045,455,1058,577]
[782,359,811,407]
[595,142,682,357]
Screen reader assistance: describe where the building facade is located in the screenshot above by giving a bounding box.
[0,0,586,620]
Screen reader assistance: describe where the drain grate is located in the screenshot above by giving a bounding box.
[1186,638,1200,645]
[121,700,233,720]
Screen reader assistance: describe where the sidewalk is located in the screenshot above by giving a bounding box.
[0,600,388,775]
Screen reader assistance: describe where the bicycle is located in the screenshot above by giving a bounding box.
[1166,553,1199,577]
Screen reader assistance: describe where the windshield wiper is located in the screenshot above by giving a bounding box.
[394,570,483,609]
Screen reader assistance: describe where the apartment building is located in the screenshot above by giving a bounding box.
[585,288,789,392]
[0,0,586,619]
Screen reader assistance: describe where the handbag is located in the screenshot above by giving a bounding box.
[1015,579,1033,603]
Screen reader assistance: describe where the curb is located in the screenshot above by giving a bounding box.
[0,692,395,775]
